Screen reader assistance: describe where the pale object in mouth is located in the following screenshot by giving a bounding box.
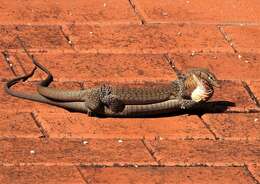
[191,75,213,102]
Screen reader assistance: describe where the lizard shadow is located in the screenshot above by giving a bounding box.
[94,100,235,118]
[142,100,235,118]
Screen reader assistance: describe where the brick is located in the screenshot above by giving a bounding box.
[0,112,41,138]
[133,0,260,24]
[37,113,214,139]
[0,81,81,113]
[15,52,176,82]
[65,24,232,53]
[170,52,260,81]
[248,81,260,104]
[79,166,255,184]
[0,138,155,166]
[202,113,260,140]
[0,55,14,81]
[0,165,85,184]
[223,26,260,53]
[0,25,70,50]
[247,165,260,183]
[206,80,257,112]
[0,0,139,25]
[145,139,260,165]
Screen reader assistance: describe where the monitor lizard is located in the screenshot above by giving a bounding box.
[4,68,202,117]
[4,38,220,117]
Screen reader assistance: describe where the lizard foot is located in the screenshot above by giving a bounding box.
[100,84,125,113]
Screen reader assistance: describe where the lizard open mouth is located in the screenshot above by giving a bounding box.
[191,78,214,102]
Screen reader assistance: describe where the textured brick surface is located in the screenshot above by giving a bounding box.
[223,26,260,53]
[248,165,260,183]
[36,113,214,139]
[248,81,260,104]
[2,1,260,183]
[0,112,41,138]
[80,166,255,184]
[65,24,232,53]
[170,52,260,81]
[207,80,257,112]
[0,55,13,81]
[0,25,70,50]
[202,113,260,140]
[145,139,260,165]
[0,166,85,184]
[133,0,260,24]
[0,0,139,25]
[14,52,176,82]
[0,138,155,166]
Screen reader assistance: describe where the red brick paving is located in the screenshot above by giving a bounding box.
[248,81,260,104]
[202,113,260,140]
[0,25,71,51]
[65,24,232,53]
[0,166,85,184]
[208,80,257,112]
[0,112,41,138]
[14,52,176,82]
[222,26,260,53]
[36,113,214,139]
[79,166,256,184]
[248,165,260,183]
[0,0,139,25]
[132,0,260,24]
[145,139,260,165]
[170,52,260,81]
[1,0,260,183]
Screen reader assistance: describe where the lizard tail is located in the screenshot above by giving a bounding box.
[17,36,87,102]
[4,69,89,113]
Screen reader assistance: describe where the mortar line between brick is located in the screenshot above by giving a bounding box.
[13,53,27,75]
[1,51,17,76]
[242,81,260,107]
[59,25,75,49]
[1,162,251,168]
[218,26,238,53]
[76,166,91,184]
[30,111,49,138]
[199,117,219,140]
[0,21,260,26]
[128,0,146,25]
[141,139,160,165]
[244,165,260,184]
[146,21,260,26]
[163,54,181,76]
[3,48,236,55]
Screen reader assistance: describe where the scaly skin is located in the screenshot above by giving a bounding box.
[4,68,198,117]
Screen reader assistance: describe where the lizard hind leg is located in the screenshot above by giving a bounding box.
[99,85,125,113]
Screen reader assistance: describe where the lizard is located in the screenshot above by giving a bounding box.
[15,37,219,114]
[3,68,202,117]
[4,61,220,117]
[4,38,220,117]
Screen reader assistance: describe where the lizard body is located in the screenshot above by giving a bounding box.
[4,63,218,117]
[4,68,197,117]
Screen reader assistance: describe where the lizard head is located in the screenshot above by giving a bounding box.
[184,68,220,102]
[187,68,220,88]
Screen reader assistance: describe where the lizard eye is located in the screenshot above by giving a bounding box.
[208,76,214,80]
